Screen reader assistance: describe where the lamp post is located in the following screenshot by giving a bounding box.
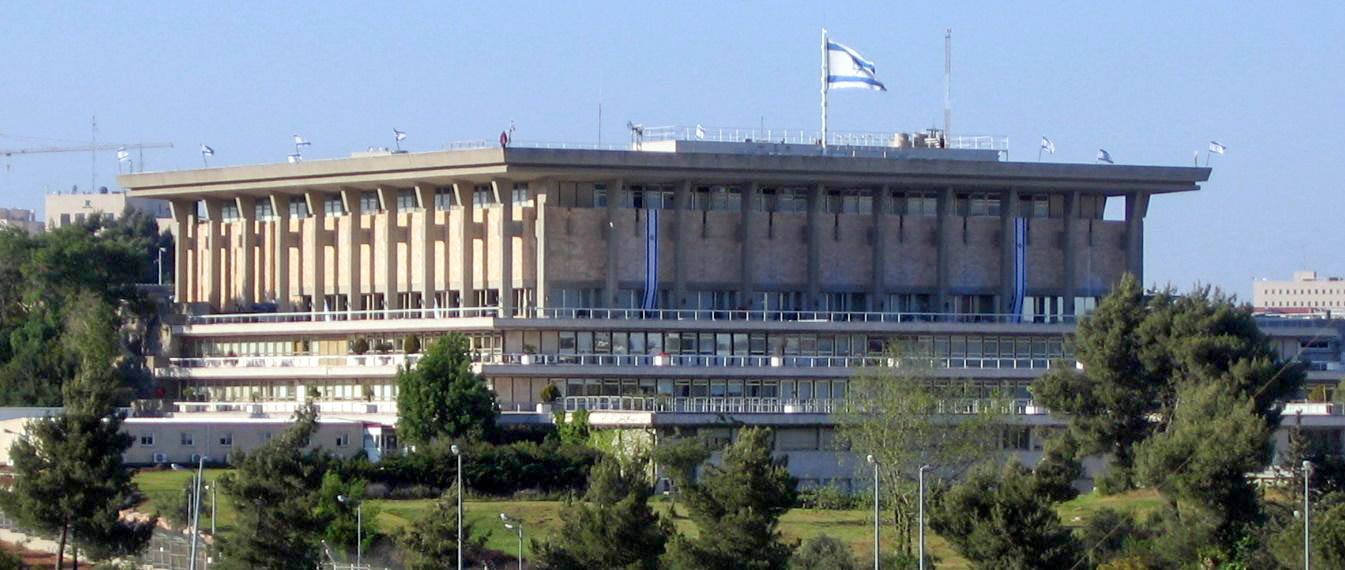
[1304,460,1312,570]
[188,455,208,570]
[452,443,463,570]
[204,483,216,536]
[501,513,524,569]
[338,494,363,568]
[866,454,879,570]
[157,246,167,285]
[918,464,931,570]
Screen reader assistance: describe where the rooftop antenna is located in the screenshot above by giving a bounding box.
[944,29,952,142]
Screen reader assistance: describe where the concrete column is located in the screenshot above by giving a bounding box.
[870,186,889,311]
[339,188,363,311]
[235,196,257,308]
[935,187,955,314]
[303,191,327,312]
[1125,191,1149,284]
[999,188,1019,314]
[414,183,436,315]
[534,187,549,311]
[739,183,757,309]
[377,187,398,311]
[453,182,475,308]
[492,179,514,317]
[604,179,623,308]
[806,183,824,310]
[203,200,223,310]
[169,199,192,303]
[270,194,291,310]
[1062,191,1078,316]
[673,181,690,309]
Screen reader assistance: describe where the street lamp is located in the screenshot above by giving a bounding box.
[451,443,463,570]
[338,494,363,568]
[1304,460,1312,570]
[203,483,217,536]
[866,454,879,570]
[157,246,167,286]
[918,465,932,570]
[188,455,209,570]
[500,512,524,569]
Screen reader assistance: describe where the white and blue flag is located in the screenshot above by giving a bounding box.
[826,40,886,91]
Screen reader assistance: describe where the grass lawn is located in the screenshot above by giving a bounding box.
[133,469,1161,569]
[134,468,238,535]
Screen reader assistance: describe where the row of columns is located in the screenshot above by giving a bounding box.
[171,179,529,316]
[170,182,1150,316]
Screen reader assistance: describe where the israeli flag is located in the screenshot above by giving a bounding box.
[200,144,215,157]
[1040,137,1055,155]
[116,147,130,163]
[394,129,407,142]
[293,134,311,147]
[826,40,887,91]
[1096,149,1113,164]
[1208,141,1226,155]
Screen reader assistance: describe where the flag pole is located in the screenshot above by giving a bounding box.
[821,28,829,150]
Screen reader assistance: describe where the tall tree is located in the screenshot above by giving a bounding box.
[0,295,154,569]
[663,427,798,570]
[1033,276,1303,493]
[314,471,378,557]
[652,434,710,513]
[396,483,488,570]
[396,334,498,445]
[214,406,328,570]
[929,461,1081,570]
[535,454,671,569]
[834,354,1006,557]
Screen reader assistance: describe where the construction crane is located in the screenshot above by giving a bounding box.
[1,141,173,193]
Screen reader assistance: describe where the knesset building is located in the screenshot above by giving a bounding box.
[119,131,1220,486]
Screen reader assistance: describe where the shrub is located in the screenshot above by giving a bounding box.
[403,334,422,354]
[540,383,562,403]
[797,483,860,510]
[350,337,369,355]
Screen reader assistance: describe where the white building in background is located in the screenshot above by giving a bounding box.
[1255,271,1345,318]
[44,190,172,234]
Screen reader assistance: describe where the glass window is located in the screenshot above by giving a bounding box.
[512,183,529,204]
[594,332,611,354]
[324,196,345,217]
[180,432,194,446]
[474,185,493,207]
[219,203,239,221]
[289,197,309,218]
[749,333,767,356]
[434,187,457,209]
[593,184,608,208]
[699,333,715,355]
[558,331,576,353]
[255,200,274,221]
[360,191,381,213]
[397,189,418,211]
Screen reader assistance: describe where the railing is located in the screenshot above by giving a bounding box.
[640,125,1010,153]
[491,353,1066,371]
[186,306,499,325]
[1253,315,1344,328]
[166,353,1068,372]
[561,396,1047,415]
[170,400,398,415]
[169,354,422,369]
[184,305,1075,326]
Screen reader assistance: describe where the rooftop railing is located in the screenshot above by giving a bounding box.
[183,305,1076,326]
[640,125,1010,153]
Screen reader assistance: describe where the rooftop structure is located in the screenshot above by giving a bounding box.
[44,190,172,233]
[0,207,43,234]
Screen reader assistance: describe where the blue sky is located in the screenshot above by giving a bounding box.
[2,2,1342,299]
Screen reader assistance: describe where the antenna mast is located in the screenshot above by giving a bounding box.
[944,29,952,141]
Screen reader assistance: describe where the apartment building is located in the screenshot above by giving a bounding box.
[1255,271,1345,317]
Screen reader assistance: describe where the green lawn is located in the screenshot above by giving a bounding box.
[134,468,239,535]
[133,469,1160,569]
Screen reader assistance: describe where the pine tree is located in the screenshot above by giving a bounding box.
[0,295,154,569]
[396,334,499,445]
[663,427,798,570]
[534,455,671,569]
[214,405,328,570]
[396,483,488,570]
[930,461,1081,569]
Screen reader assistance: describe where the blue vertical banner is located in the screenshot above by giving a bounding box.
[1011,217,1028,320]
[642,208,660,310]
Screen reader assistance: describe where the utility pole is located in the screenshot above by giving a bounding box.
[944,30,952,142]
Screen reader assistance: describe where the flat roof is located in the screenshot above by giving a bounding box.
[120,145,1211,199]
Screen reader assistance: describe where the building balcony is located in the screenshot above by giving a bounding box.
[183,306,1077,327]
[559,395,1049,416]
[160,352,1072,380]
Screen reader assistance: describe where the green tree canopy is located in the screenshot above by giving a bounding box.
[663,427,798,570]
[0,295,154,568]
[396,334,498,445]
[788,535,860,570]
[535,454,671,570]
[215,406,328,570]
[929,461,1081,570]
[395,483,488,570]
